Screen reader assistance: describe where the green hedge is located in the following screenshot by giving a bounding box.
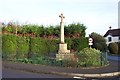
[2,34,17,60]
[30,37,48,57]
[45,39,59,56]
[30,38,59,57]
[65,38,73,50]
[16,36,29,59]
[2,34,89,60]
[2,34,29,59]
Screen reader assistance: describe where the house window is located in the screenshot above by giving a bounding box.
[108,37,112,42]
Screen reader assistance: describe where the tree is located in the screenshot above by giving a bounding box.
[21,25,31,34]
[65,23,86,38]
[47,26,54,36]
[64,25,71,37]
[3,23,15,33]
[54,25,60,37]
[28,25,39,36]
[90,32,107,52]
[37,25,44,37]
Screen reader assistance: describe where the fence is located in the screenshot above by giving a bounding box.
[100,52,108,66]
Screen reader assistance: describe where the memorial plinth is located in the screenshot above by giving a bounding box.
[58,43,70,53]
[56,13,74,61]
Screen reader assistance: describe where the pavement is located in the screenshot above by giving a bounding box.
[2,59,120,78]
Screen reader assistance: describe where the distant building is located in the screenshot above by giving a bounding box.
[104,27,120,45]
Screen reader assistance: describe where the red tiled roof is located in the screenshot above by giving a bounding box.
[104,29,120,37]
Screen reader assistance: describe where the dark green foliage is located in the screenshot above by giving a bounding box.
[37,26,44,37]
[21,25,31,34]
[46,26,54,36]
[90,32,107,52]
[2,34,17,60]
[65,23,86,37]
[54,25,60,37]
[108,42,118,54]
[65,38,73,50]
[16,56,78,67]
[2,34,59,59]
[45,39,59,56]
[29,57,49,65]
[71,37,89,51]
[2,33,89,62]
[2,22,86,38]
[29,37,58,57]
[16,58,30,63]
[2,34,30,59]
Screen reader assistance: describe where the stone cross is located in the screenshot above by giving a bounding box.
[59,13,65,43]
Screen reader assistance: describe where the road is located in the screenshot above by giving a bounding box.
[2,68,72,78]
[107,55,120,61]
[2,67,119,80]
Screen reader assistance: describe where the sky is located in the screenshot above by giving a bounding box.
[0,0,119,36]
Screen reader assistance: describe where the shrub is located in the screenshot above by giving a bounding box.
[30,56,49,65]
[108,42,118,54]
[77,48,101,67]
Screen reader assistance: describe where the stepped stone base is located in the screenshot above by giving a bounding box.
[56,53,74,61]
[56,43,74,60]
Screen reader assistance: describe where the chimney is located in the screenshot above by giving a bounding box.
[109,26,112,30]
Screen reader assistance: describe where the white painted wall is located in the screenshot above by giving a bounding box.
[105,35,120,45]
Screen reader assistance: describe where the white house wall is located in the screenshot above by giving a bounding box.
[105,35,119,45]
